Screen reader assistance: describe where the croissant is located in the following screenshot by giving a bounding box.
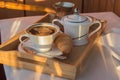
[54,33,73,56]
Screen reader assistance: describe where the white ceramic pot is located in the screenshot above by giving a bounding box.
[52,8,102,46]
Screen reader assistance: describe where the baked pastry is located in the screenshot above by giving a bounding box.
[54,33,73,56]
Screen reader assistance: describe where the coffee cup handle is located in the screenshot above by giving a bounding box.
[88,20,102,37]
[19,34,29,43]
[52,19,64,32]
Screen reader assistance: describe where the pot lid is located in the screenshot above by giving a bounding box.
[64,8,88,23]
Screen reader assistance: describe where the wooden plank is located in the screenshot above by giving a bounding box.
[92,0,99,12]
[99,0,107,12]
[83,0,88,13]
[83,0,98,12]
[106,0,115,11]
[0,8,7,19]
[0,0,24,19]
[83,0,115,13]
[74,0,82,12]
[114,0,120,16]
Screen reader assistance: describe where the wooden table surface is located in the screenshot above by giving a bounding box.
[0,12,120,80]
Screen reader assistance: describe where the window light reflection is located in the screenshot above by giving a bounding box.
[18,0,45,2]
[101,34,120,77]
[18,0,24,2]
[50,74,55,79]
[105,33,114,48]
[10,18,21,38]
[53,62,62,76]
[78,25,82,40]
[97,34,118,71]
[35,64,44,73]
[0,1,56,13]
[97,38,108,70]
[35,0,46,2]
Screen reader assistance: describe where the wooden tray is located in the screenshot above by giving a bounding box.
[0,14,106,80]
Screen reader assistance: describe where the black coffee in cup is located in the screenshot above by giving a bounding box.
[27,26,56,36]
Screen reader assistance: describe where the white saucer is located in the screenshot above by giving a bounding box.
[18,39,63,58]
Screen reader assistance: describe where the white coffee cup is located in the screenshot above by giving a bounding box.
[19,23,60,52]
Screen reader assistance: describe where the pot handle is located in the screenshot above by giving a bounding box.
[52,19,64,32]
[88,20,102,37]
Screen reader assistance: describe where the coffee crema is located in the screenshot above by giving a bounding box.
[27,26,56,36]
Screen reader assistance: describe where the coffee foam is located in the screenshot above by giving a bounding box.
[27,26,56,36]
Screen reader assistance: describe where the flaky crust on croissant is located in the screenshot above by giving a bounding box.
[54,33,73,56]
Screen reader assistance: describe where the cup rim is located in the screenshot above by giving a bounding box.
[25,23,59,37]
[55,2,75,8]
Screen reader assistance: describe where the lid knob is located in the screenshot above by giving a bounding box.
[74,8,80,15]
[65,8,88,23]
